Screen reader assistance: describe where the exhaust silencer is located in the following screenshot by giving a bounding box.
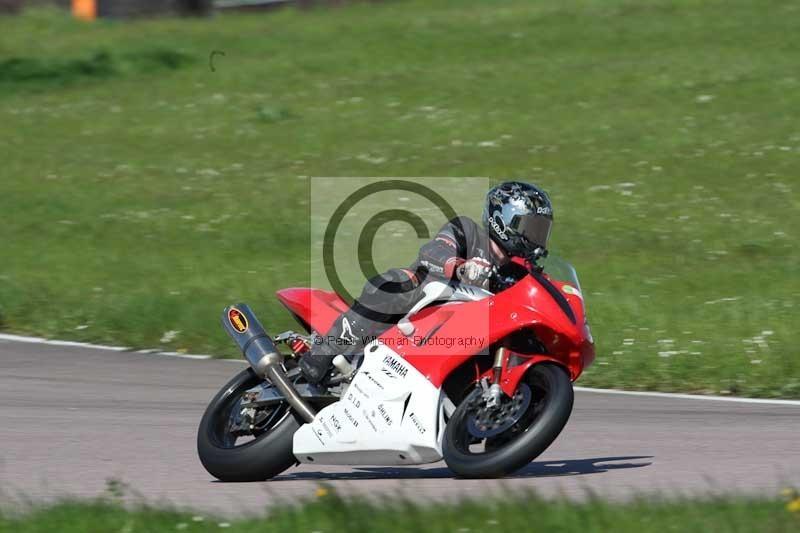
[221,303,316,423]
[221,303,281,376]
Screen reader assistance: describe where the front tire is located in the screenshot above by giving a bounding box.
[442,363,573,478]
[197,368,301,482]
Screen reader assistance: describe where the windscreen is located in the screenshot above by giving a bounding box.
[539,255,580,289]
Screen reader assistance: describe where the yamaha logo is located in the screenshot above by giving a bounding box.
[382,354,409,379]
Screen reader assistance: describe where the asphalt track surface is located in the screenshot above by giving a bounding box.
[2,338,799,515]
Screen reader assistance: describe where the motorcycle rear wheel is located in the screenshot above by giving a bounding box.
[197,368,301,482]
[442,363,573,478]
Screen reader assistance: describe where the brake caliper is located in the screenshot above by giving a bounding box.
[467,383,532,439]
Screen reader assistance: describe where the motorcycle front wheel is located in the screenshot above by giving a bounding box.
[442,363,573,478]
[197,367,301,482]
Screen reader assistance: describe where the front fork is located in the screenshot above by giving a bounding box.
[482,347,507,408]
[479,347,568,400]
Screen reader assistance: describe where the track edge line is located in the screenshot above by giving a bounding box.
[2,333,797,402]
[574,386,800,406]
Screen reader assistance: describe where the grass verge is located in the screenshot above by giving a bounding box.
[2,489,800,533]
[0,1,798,397]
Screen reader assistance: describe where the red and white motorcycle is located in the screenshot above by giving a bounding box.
[197,256,594,480]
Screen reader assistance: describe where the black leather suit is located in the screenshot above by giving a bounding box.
[300,216,501,382]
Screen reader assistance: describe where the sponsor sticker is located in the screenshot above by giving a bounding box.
[228,308,248,333]
[319,419,334,438]
[382,354,409,379]
[362,409,379,432]
[347,392,362,408]
[561,284,582,299]
[376,403,393,427]
[360,371,385,390]
[339,317,358,344]
[408,412,426,435]
[420,260,444,274]
[352,382,370,399]
[488,212,508,240]
[343,407,360,428]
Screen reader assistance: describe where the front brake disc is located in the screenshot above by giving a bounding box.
[466,383,532,439]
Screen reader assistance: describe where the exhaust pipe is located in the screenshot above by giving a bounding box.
[221,303,316,423]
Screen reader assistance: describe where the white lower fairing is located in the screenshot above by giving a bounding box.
[293,342,444,465]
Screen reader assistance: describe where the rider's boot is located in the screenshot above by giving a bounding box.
[298,339,338,384]
[299,310,370,384]
[300,269,421,384]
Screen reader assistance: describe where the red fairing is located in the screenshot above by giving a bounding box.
[276,288,348,336]
[375,274,593,390]
[550,278,596,370]
[277,272,595,395]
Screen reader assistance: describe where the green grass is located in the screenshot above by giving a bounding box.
[0,1,798,397]
[2,490,799,533]
[0,48,192,86]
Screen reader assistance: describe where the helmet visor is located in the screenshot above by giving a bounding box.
[510,214,552,249]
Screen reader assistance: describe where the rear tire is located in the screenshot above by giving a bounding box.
[197,368,301,482]
[442,363,573,478]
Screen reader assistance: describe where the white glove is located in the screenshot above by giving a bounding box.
[457,257,494,288]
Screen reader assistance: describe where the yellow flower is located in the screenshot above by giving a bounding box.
[781,487,798,499]
[787,498,800,513]
[315,487,329,498]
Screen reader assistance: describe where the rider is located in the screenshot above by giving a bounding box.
[299,181,554,384]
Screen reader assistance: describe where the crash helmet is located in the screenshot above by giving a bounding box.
[482,181,553,260]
